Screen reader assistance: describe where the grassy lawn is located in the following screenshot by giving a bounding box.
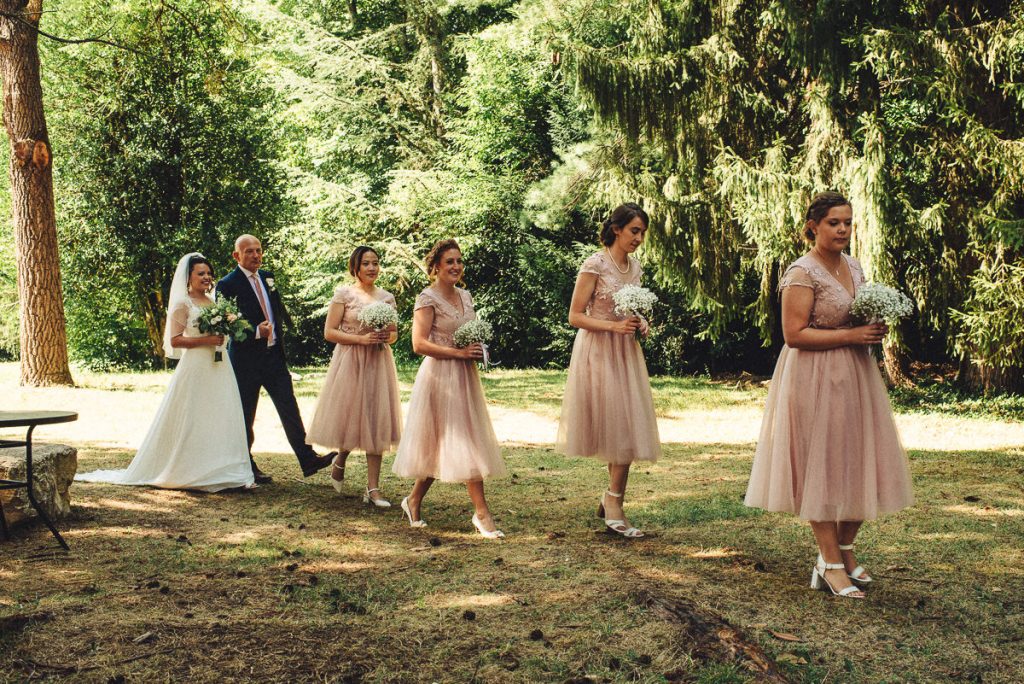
[3,365,1023,682]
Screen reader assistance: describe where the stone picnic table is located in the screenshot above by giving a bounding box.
[0,410,78,551]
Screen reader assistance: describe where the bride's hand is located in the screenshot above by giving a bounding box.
[209,334,225,346]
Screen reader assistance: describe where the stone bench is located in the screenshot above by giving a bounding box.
[0,444,77,528]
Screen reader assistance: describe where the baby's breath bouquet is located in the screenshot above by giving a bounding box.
[849,284,914,324]
[357,301,399,349]
[196,295,252,361]
[453,318,495,370]
[849,283,913,356]
[612,285,658,338]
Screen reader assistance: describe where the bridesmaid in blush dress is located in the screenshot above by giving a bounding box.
[392,239,507,538]
[744,191,914,599]
[556,203,661,538]
[307,246,401,508]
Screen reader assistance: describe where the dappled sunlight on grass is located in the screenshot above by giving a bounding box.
[942,504,1024,517]
[4,437,1024,681]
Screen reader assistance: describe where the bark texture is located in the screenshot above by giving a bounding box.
[0,0,74,386]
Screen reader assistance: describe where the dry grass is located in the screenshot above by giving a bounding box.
[3,440,1023,683]
[3,363,1024,681]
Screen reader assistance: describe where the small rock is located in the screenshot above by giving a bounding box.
[538,467,545,471]
[159,587,170,595]
[183,613,194,619]
[637,654,651,666]
[236,571,247,578]
[493,557,504,565]
[307,575,319,586]
[545,532,565,540]
[462,610,476,621]
[220,517,229,522]
[145,580,160,589]
[285,563,298,572]
[608,657,621,670]
[753,561,768,573]
[529,629,544,641]
[176,534,189,543]
[298,524,306,530]
[428,537,442,547]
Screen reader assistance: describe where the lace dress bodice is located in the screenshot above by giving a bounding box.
[779,253,866,330]
[330,285,398,334]
[414,287,477,348]
[579,251,643,321]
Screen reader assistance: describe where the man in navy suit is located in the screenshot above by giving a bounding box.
[216,234,335,484]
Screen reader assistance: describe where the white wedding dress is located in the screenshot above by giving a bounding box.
[77,255,255,492]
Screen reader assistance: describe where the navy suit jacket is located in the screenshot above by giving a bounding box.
[216,266,292,358]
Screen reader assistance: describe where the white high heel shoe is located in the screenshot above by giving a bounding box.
[811,556,865,598]
[839,544,873,584]
[400,497,427,528]
[363,488,392,508]
[329,454,347,494]
[597,490,644,538]
[471,513,505,539]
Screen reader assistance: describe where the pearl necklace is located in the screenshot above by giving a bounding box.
[605,248,630,274]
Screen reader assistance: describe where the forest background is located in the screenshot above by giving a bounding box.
[2,0,1022,392]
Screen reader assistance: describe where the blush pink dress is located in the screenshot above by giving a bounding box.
[306,285,402,455]
[555,251,661,464]
[744,253,914,521]
[392,287,505,482]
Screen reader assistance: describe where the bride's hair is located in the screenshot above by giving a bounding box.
[186,255,214,290]
[348,245,380,277]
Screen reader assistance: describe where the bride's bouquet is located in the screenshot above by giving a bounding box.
[849,284,914,324]
[613,284,658,337]
[357,301,399,349]
[454,318,495,370]
[196,295,252,361]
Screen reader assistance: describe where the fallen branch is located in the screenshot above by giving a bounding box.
[635,589,793,683]
[15,647,178,674]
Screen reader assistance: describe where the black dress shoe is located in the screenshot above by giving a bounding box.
[252,467,274,485]
[302,451,338,478]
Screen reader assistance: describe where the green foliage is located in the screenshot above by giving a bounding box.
[44,0,290,368]
[951,258,1024,390]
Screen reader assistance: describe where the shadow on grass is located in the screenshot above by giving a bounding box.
[2,442,1023,682]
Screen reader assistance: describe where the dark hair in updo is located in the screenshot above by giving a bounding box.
[348,245,380,277]
[425,238,461,279]
[804,191,851,241]
[600,203,650,246]
[187,255,213,278]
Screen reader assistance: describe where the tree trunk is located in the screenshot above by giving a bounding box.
[347,0,358,30]
[882,340,914,388]
[0,0,73,386]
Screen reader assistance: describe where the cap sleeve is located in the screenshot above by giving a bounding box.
[847,256,867,288]
[330,286,351,306]
[383,291,397,308]
[779,264,814,291]
[579,253,603,276]
[166,302,192,338]
[414,289,436,311]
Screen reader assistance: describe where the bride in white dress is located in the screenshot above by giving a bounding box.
[76,252,255,492]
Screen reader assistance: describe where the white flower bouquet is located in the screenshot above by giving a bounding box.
[357,301,399,349]
[196,294,252,361]
[849,284,914,324]
[454,318,495,369]
[612,284,658,319]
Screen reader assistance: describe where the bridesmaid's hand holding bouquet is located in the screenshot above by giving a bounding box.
[612,285,658,337]
[357,301,399,348]
[454,318,494,369]
[849,283,913,354]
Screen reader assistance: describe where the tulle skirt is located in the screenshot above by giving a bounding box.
[744,345,914,521]
[556,329,661,464]
[392,357,505,482]
[307,343,402,454]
